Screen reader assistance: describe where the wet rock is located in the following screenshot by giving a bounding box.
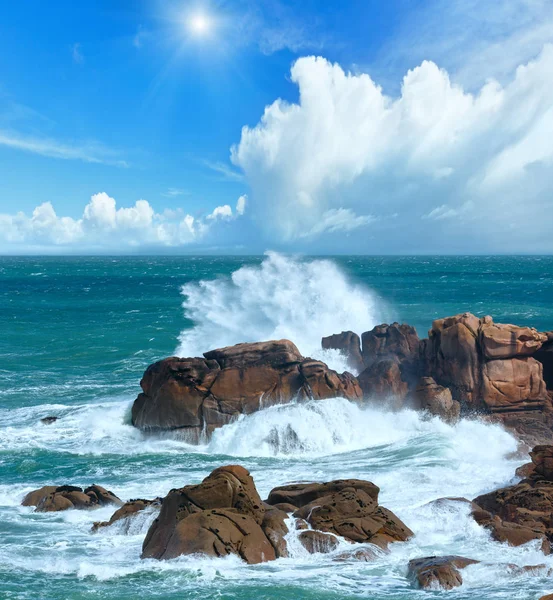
[414,377,460,423]
[321,331,364,372]
[472,445,553,554]
[333,546,383,562]
[268,480,412,549]
[22,484,122,513]
[361,323,420,367]
[132,340,362,439]
[408,556,479,590]
[141,465,280,563]
[298,530,339,554]
[358,359,408,406]
[261,504,289,558]
[40,416,58,425]
[515,462,535,479]
[92,498,162,532]
[539,594,553,600]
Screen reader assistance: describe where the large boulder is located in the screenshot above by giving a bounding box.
[266,479,412,549]
[22,484,122,512]
[132,340,362,439]
[358,359,408,406]
[321,331,364,372]
[408,556,479,590]
[141,465,285,563]
[471,445,553,554]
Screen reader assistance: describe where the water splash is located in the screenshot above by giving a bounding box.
[176,252,386,371]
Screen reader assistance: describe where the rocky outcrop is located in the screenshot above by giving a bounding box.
[408,556,479,590]
[132,340,362,439]
[22,484,122,512]
[266,479,413,548]
[414,377,460,423]
[322,331,364,372]
[298,530,339,554]
[323,312,553,444]
[92,498,162,532]
[141,465,285,563]
[357,324,420,404]
[471,445,553,554]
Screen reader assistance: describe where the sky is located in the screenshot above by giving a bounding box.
[1,0,553,254]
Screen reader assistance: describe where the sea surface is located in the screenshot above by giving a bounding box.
[1,253,553,600]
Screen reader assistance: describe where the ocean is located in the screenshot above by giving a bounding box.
[1,253,553,599]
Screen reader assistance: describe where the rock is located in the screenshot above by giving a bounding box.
[408,556,479,590]
[414,377,460,423]
[266,480,379,508]
[479,321,547,360]
[333,547,383,562]
[267,480,412,549]
[261,504,289,558]
[515,462,535,479]
[92,498,162,532]
[141,465,281,563]
[530,445,553,480]
[21,486,58,507]
[22,484,122,513]
[358,359,408,406]
[132,340,362,439]
[540,595,553,600]
[321,331,364,372]
[471,446,553,554]
[40,416,58,425]
[298,530,339,554]
[361,323,419,367]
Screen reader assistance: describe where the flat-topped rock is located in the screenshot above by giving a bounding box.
[132,340,362,439]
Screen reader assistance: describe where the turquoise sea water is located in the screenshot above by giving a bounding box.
[2,254,553,599]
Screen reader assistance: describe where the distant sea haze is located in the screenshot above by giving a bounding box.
[1,254,553,599]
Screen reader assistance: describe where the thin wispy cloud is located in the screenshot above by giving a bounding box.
[72,43,84,65]
[202,160,244,182]
[162,187,188,197]
[0,130,128,167]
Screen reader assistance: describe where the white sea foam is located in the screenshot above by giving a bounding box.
[176,252,387,372]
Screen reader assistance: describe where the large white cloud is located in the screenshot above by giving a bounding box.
[232,45,553,252]
[0,192,246,252]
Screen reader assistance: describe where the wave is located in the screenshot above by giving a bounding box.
[176,252,386,372]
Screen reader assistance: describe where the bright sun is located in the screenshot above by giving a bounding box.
[189,14,210,35]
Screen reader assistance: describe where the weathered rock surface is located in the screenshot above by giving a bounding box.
[141,465,285,563]
[132,340,361,438]
[298,530,339,554]
[92,498,162,532]
[22,484,123,512]
[358,359,408,407]
[322,331,364,372]
[266,480,413,548]
[414,377,460,423]
[361,323,420,368]
[471,445,553,554]
[408,555,479,590]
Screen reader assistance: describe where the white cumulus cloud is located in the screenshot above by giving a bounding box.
[232,45,553,252]
[0,192,247,252]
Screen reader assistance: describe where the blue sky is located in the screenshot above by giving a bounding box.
[1,0,552,253]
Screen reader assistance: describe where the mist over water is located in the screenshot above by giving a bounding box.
[2,255,553,599]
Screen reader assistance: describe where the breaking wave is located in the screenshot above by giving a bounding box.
[176,252,386,371]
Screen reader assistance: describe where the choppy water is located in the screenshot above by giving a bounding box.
[2,254,553,600]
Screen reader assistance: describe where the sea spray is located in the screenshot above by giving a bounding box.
[176,252,388,371]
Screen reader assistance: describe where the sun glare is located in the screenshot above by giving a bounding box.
[189,13,210,35]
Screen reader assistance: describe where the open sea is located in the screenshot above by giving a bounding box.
[2,253,553,600]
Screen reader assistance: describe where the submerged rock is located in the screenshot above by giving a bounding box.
[40,416,58,425]
[132,340,362,439]
[298,530,339,554]
[22,484,123,512]
[92,498,162,532]
[408,555,479,590]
